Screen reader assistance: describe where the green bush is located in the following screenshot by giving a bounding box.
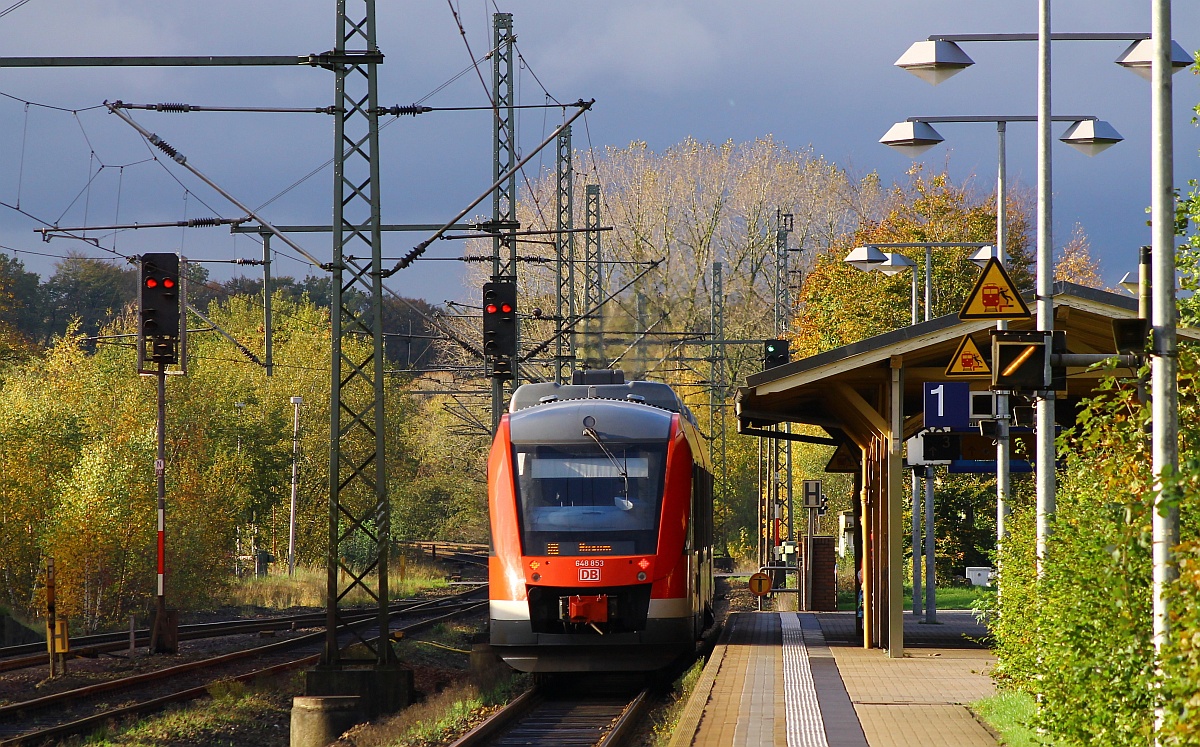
[989,347,1200,745]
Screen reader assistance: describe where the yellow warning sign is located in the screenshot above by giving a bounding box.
[945,335,991,378]
[825,442,860,473]
[959,258,1031,320]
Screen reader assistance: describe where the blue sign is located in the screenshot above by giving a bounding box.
[924,382,970,429]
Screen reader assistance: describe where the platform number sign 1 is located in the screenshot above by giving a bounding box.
[924,382,970,429]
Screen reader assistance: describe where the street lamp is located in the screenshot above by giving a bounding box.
[877,253,918,325]
[894,34,1192,86]
[881,116,1123,157]
[844,242,990,324]
[883,111,1121,548]
[893,27,1190,577]
[288,396,303,578]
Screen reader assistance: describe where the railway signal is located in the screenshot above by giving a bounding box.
[139,253,181,365]
[483,281,517,379]
[991,330,1049,390]
[763,339,789,370]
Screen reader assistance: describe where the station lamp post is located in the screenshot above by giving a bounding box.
[844,239,989,628]
[893,24,1190,577]
[880,114,1121,542]
[843,241,991,323]
[896,12,1185,728]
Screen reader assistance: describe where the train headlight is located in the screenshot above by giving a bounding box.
[637,572,647,581]
[637,558,650,570]
[532,573,541,582]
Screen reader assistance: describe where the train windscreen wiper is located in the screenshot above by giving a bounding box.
[582,425,633,510]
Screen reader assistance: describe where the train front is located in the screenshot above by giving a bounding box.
[488,392,698,672]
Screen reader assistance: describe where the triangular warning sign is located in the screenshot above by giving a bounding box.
[959,258,1031,320]
[825,442,860,473]
[945,335,991,378]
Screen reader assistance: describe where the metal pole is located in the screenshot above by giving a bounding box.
[757,437,764,569]
[888,359,905,656]
[152,363,169,651]
[1034,0,1056,575]
[912,469,922,615]
[46,558,56,678]
[995,122,1011,543]
[924,465,937,623]
[1150,1,1179,737]
[924,245,933,321]
[806,507,815,612]
[910,269,919,325]
[263,234,273,376]
[289,396,302,578]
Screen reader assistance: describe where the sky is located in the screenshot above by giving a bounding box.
[0,1,1197,306]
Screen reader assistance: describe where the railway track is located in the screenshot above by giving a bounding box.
[451,677,653,747]
[0,587,488,747]
[0,595,482,674]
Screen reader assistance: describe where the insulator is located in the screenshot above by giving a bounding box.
[148,134,187,165]
[154,103,192,113]
[386,104,432,117]
[186,217,222,227]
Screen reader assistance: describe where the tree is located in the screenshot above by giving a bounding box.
[39,253,137,345]
[0,253,42,340]
[1055,224,1105,289]
[793,165,1034,357]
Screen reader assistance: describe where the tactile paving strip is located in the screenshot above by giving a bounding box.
[782,612,829,747]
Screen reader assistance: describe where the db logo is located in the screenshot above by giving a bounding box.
[578,568,601,582]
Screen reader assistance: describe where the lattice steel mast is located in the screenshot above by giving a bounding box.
[490,12,517,427]
[774,212,794,544]
[709,262,727,545]
[583,184,604,368]
[323,0,392,669]
[554,125,575,384]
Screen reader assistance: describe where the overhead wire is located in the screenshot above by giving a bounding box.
[0,0,35,20]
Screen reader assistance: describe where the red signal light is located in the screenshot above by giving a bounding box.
[486,304,498,314]
[162,278,176,289]
[500,303,513,313]
[145,278,159,289]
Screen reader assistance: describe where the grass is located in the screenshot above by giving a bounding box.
[650,660,707,747]
[224,559,450,610]
[972,690,1043,747]
[837,584,994,612]
[76,677,293,746]
[345,675,527,747]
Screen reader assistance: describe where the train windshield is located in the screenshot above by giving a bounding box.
[512,442,667,556]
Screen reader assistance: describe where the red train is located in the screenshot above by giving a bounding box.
[488,370,715,672]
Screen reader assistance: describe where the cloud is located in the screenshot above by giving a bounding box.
[538,5,721,93]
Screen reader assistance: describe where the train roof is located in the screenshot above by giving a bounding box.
[509,370,695,424]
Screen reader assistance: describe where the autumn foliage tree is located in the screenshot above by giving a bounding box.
[793,165,1034,357]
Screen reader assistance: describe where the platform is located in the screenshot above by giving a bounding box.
[670,610,997,747]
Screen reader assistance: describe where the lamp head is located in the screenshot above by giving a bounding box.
[878,253,917,276]
[844,245,888,272]
[1059,119,1123,157]
[894,40,974,85]
[880,120,945,157]
[1114,39,1194,81]
[969,245,1000,268]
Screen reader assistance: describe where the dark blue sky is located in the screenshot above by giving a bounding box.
[0,1,1196,304]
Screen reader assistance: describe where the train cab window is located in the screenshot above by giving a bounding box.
[512,443,666,556]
